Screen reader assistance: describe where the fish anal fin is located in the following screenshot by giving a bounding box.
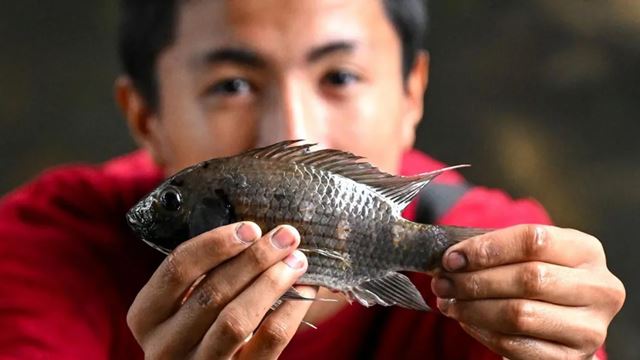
[240,140,468,211]
[351,272,430,311]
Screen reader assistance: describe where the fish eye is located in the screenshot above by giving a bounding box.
[159,187,182,212]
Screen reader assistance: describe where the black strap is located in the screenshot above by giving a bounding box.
[415,182,472,224]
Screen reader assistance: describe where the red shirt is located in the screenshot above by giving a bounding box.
[0,150,601,359]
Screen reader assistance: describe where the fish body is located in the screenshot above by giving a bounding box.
[127,141,484,310]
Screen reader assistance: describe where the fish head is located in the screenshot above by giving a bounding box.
[126,161,236,254]
[126,179,192,254]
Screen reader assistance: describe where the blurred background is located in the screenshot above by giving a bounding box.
[1,0,637,358]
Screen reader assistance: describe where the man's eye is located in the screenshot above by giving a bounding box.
[322,70,360,87]
[209,78,253,95]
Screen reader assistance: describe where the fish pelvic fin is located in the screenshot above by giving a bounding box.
[239,140,468,212]
[281,287,338,302]
[349,272,430,311]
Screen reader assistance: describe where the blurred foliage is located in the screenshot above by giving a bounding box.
[1,0,638,358]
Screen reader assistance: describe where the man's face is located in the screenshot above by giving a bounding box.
[124,0,428,175]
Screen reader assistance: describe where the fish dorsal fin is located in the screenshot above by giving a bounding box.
[243,140,468,211]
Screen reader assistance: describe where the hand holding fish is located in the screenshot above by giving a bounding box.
[126,222,317,359]
[126,142,625,359]
[431,225,625,360]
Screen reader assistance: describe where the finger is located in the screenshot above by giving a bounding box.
[127,222,261,339]
[442,225,605,272]
[459,323,594,360]
[192,251,309,360]
[432,262,604,306]
[151,225,301,356]
[437,298,606,351]
[239,285,318,360]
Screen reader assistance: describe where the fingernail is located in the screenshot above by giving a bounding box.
[284,250,306,269]
[432,277,455,298]
[235,222,259,244]
[437,297,456,314]
[272,226,297,249]
[445,251,467,271]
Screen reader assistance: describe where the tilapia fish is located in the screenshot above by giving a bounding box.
[127,140,485,310]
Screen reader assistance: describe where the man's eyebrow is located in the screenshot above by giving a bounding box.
[306,41,357,63]
[196,47,267,68]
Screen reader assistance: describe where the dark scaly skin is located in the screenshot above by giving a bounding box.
[189,155,459,294]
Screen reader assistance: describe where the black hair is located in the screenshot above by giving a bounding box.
[118,0,428,109]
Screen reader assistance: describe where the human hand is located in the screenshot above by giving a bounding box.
[127,222,316,359]
[431,225,625,360]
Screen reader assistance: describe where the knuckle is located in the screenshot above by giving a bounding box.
[571,347,597,360]
[194,281,228,310]
[144,346,171,360]
[466,273,483,297]
[474,236,499,268]
[569,228,603,255]
[598,272,626,314]
[260,319,291,349]
[522,225,548,258]
[162,251,188,286]
[612,277,627,311]
[126,307,142,339]
[246,242,272,268]
[218,307,253,344]
[493,335,515,356]
[264,265,295,289]
[495,336,537,358]
[202,224,235,249]
[506,301,534,333]
[521,262,548,297]
[555,347,578,360]
[264,269,286,290]
[587,235,606,260]
[138,333,179,360]
[584,325,607,353]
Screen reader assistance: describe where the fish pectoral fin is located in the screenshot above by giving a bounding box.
[299,248,352,268]
[281,287,338,302]
[350,272,430,311]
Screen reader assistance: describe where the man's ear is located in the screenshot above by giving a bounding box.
[115,76,165,167]
[400,50,429,150]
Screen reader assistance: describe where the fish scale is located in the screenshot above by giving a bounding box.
[127,140,487,311]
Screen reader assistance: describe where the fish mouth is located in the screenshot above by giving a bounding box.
[126,197,156,230]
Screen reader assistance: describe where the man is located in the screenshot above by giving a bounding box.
[0,0,624,359]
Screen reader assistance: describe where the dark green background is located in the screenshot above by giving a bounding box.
[1,1,638,358]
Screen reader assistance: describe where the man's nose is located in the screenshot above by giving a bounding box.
[258,79,324,145]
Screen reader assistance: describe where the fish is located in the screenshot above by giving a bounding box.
[126,140,487,311]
